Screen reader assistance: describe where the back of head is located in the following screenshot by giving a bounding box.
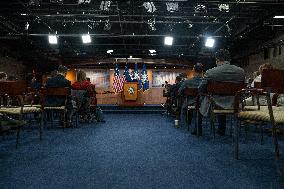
[193,63,204,74]
[215,49,231,62]
[259,63,273,74]
[77,70,87,82]
[57,65,68,76]
[0,72,7,81]
[176,76,182,83]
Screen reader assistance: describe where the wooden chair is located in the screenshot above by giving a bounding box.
[235,69,284,179]
[0,81,43,147]
[183,87,201,136]
[41,87,71,129]
[205,81,246,139]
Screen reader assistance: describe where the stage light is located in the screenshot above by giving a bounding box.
[107,49,113,54]
[149,49,156,54]
[274,16,284,19]
[166,3,178,12]
[164,36,173,46]
[143,2,156,13]
[218,4,229,12]
[82,34,91,44]
[205,37,215,48]
[48,35,58,44]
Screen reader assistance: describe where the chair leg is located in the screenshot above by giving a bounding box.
[260,123,264,145]
[16,127,20,148]
[40,113,43,141]
[210,112,215,140]
[234,119,240,159]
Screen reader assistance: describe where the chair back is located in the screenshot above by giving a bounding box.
[207,81,246,96]
[183,87,199,97]
[262,69,284,94]
[254,82,261,89]
[0,81,27,96]
[41,87,70,96]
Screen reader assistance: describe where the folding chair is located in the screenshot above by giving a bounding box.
[235,69,284,179]
[205,81,246,139]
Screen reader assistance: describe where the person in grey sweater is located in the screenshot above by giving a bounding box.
[199,49,245,135]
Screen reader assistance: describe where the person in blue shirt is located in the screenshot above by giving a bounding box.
[178,63,204,134]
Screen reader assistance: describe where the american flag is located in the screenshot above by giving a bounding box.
[113,64,125,93]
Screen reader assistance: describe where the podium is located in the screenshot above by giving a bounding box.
[123,82,138,101]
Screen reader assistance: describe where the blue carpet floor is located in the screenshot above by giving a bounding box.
[1,114,284,189]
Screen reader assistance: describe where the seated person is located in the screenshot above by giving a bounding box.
[246,63,274,106]
[45,65,74,127]
[169,76,183,116]
[199,49,245,136]
[178,63,204,134]
[71,70,94,121]
[0,72,7,81]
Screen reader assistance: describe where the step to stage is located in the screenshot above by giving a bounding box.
[99,104,165,114]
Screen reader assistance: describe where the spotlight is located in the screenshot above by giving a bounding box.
[100,1,111,11]
[82,34,91,44]
[143,2,156,13]
[205,37,215,48]
[78,0,91,4]
[166,3,178,12]
[48,35,58,44]
[218,4,229,12]
[164,36,173,46]
[107,49,113,54]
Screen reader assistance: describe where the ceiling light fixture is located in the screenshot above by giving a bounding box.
[149,49,156,54]
[82,34,91,44]
[205,37,215,48]
[164,36,173,46]
[274,16,284,19]
[107,49,113,54]
[48,35,58,45]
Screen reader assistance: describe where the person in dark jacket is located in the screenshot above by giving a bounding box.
[45,65,74,127]
[178,63,204,134]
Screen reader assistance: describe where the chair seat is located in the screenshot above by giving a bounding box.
[24,104,41,108]
[213,109,235,114]
[0,107,42,115]
[44,106,65,110]
[238,108,284,124]
[188,106,196,110]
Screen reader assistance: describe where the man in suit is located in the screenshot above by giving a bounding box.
[45,65,74,127]
[199,49,245,135]
[178,63,204,134]
[45,65,71,106]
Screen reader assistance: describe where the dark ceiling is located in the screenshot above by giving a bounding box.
[0,0,283,67]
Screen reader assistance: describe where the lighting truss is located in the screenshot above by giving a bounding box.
[143,2,156,13]
[166,3,178,12]
[50,0,63,4]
